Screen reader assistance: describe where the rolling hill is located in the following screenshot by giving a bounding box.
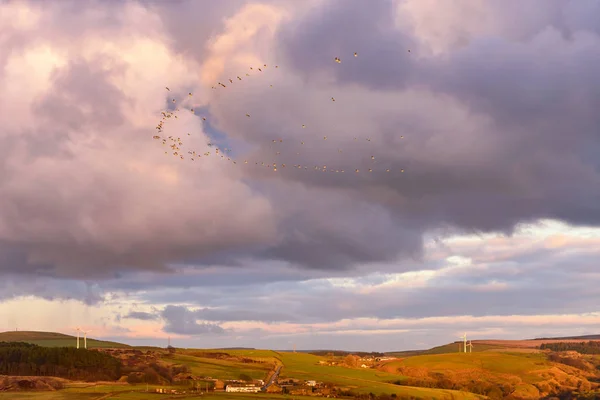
[387,333,600,357]
[0,331,130,348]
[378,350,600,399]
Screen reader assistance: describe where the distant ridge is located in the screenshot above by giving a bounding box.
[0,331,130,348]
[533,334,600,340]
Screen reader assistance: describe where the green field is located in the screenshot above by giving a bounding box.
[162,352,274,380]
[0,331,130,349]
[0,380,337,400]
[275,352,482,399]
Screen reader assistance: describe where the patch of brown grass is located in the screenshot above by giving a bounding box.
[0,376,69,392]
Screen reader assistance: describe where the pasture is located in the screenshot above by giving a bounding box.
[275,352,482,399]
[383,351,561,399]
[161,352,273,380]
[394,351,549,379]
[0,387,337,400]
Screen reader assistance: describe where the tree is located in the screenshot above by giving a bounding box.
[344,355,358,367]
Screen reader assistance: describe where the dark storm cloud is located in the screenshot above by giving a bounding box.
[161,305,225,335]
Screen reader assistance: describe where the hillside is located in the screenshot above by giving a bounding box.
[0,331,130,348]
[2,333,600,399]
[379,351,600,399]
[387,334,600,357]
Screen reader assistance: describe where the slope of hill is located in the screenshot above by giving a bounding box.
[379,351,600,399]
[388,334,600,357]
[387,342,504,357]
[0,331,130,348]
[274,351,482,399]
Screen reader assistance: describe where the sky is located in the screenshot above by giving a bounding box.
[0,0,600,352]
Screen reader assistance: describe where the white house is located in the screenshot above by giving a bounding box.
[306,380,317,386]
[226,385,261,393]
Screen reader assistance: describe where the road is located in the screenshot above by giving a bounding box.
[262,365,282,391]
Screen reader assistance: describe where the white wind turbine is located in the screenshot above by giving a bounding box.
[467,340,474,353]
[82,330,92,349]
[75,327,81,349]
[459,332,467,353]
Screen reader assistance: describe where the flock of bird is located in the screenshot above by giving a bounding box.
[153,52,407,174]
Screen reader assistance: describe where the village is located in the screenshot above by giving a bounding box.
[146,353,398,396]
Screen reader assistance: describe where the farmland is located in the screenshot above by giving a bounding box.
[0,388,335,400]
[3,332,600,399]
[161,352,274,380]
[274,352,481,399]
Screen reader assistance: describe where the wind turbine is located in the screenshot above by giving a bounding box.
[75,327,81,349]
[467,340,474,353]
[459,333,467,353]
[82,330,92,349]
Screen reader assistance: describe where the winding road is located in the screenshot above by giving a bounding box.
[262,365,282,391]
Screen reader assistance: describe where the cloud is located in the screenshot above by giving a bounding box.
[161,305,225,335]
[1,0,600,278]
[0,0,276,278]
[124,311,159,321]
[1,0,600,351]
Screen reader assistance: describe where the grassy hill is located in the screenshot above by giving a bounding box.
[274,351,482,399]
[161,349,275,380]
[379,350,600,399]
[155,349,481,399]
[2,332,600,399]
[387,342,505,358]
[0,331,130,349]
[387,334,600,357]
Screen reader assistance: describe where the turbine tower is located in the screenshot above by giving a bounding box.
[82,330,92,349]
[459,333,467,353]
[467,340,474,353]
[75,327,81,349]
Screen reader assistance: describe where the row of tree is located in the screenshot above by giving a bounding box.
[0,342,197,385]
[540,341,600,354]
[0,342,121,381]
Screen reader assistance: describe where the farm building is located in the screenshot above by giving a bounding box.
[226,384,261,393]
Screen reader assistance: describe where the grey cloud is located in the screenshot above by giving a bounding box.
[122,241,600,326]
[0,274,104,305]
[275,0,417,90]
[161,305,225,335]
[125,311,159,321]
[194,307,296,323]
[200,0,600,271]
